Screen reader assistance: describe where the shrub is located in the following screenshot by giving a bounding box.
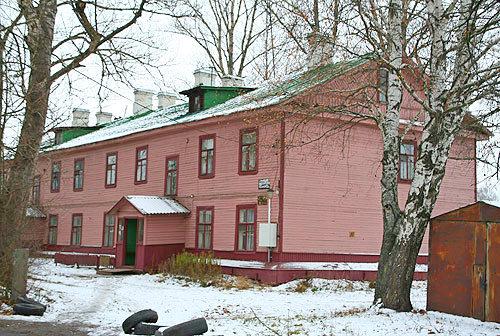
[217,276,256,290]
[158,251,221,285]
[294,279,312,293]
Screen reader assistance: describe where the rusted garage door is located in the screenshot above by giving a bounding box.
[487,223,499,323]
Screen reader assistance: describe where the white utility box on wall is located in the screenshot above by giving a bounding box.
[258,223,277,247]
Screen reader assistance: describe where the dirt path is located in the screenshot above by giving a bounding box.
[0,319,93,336]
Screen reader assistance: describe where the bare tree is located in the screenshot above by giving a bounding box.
[350,0,499,310]
[477,183,499,203]
[0,0,156,291]
[165,0,266,77]
[267,0,348,58]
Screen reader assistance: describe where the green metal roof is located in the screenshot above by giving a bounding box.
[46,56,370,152]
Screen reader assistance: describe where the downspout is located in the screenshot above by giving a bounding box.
[474,137,477,202]
[278,114,286,257]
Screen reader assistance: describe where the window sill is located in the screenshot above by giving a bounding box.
[194,248,213,252]
[238,170,258,176]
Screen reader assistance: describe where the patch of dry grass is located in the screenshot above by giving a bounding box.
[158,251,222,286]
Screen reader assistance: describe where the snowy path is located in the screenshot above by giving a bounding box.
[2,259,498,336]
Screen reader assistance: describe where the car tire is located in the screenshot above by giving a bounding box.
[133,322,164,335]
[122,309,159,334]
[13,303,45,316]
[16,296,46,308]
[161,318,208,336]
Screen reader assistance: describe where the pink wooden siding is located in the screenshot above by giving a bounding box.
[145,216,185,245]
[33,62,478,262]
[282,117,476,255]
[36,117,281,253]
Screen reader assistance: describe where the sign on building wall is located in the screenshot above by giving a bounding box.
[258,178,270,190]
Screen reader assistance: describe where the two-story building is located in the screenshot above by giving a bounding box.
[29,56,480,274]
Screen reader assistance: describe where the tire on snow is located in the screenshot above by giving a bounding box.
[13,303,46,316]
[16,296,46,308]
[133,322,164,335]
[122,309,159,334]
[161,318,208,336]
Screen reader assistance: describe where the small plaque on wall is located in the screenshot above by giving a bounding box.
[258,178,271,190]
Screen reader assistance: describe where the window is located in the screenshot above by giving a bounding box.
[51,162,61,192]
[196,207,213,250]
[32,175,41,204]
[239,129,258,174]
[190,93,203,113]
[199,135,215,178]
[135,146,148,184]
[379,67,389,103]
[399,141,416,181]
[71,214,83,246]
[137,219,144,243]
[165,156,178,196]
[103,214,115,247]
[55,132,63,145]
[117,218,124,242]
[48,215,58,245]
[73,158,84,191]
[193,95,202,111]
[105,153,117,187]
[237,205,256,251]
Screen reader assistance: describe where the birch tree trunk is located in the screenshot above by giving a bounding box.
[374,0,476,311]
[0,0,57,284]
[373,0,408,310]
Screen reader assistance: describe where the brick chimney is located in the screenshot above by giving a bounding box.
[96,111,113,125]
[221,75,244,87]
[133,89,154,115]
[193,68,218,86]
[157,92,178,110]
[307,32,333,68]
[72,108,90,127]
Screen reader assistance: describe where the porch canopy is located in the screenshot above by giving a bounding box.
[108,195,190,216]
[26,206,46,219]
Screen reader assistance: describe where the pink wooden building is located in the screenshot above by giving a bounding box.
[28,57,481,278]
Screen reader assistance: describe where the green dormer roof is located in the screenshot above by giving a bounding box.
[180,86,255,112]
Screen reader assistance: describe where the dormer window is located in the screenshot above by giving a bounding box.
[188,92,204,113]
[180,80,255,114]
[55,131,63,145]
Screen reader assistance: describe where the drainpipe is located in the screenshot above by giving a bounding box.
[266,188,274,263]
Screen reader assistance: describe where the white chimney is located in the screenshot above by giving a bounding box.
[157,92,178,110]
[221,75,245,87]
[96,111,113,125]
[193,68,218,86]
[72,108,90,127]
[307,32,334,68]
[133,89,155,115]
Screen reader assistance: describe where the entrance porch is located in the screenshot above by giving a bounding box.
[108,195,190,270]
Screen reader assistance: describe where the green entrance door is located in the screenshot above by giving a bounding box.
[125,219,137,266]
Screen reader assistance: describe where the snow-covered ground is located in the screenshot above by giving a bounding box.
[1,259,498,336]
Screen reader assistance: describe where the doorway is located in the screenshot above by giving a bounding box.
[125,219,137,266]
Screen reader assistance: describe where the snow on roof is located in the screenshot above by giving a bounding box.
[125,195,190,215]
[26,206,46,218]
[46,57,370,152]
